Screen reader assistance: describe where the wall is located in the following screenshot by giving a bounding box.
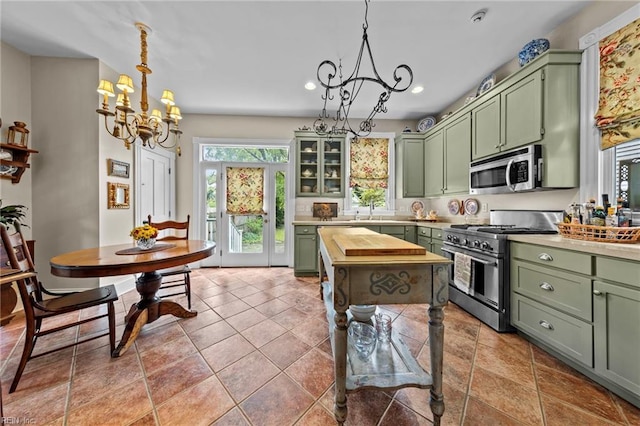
[1,43,33,239]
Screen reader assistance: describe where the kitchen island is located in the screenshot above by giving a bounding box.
[317,227,451,425]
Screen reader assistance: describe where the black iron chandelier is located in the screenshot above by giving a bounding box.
[313,0,413,138]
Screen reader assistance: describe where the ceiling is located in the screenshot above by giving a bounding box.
[1,1,591,121]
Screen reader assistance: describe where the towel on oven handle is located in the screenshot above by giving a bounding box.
[453,252,472,294]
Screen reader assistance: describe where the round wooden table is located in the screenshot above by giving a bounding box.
[50,240,216,357]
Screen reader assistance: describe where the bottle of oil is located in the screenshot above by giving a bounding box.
[592,206,606,227]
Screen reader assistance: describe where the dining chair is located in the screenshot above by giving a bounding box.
[146,214,192,309]
[0,223,118,394]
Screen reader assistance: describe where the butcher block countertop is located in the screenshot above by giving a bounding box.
[318,227,450,266]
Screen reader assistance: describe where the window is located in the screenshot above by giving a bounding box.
[343,132,395,215]
[615,140,640,211]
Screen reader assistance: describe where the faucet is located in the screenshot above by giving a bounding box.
[368,200,374,220]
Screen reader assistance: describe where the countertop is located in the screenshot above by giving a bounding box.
[293,219,640,262]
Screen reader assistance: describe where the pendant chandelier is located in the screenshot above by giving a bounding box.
[96,22,183,155]
[313,0,413,138]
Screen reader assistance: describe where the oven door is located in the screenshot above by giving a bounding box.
[441,245,503,310]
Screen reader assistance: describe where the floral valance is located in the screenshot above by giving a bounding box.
[226,167,265,215]
[595,16,640,150]
[349,137,389,189]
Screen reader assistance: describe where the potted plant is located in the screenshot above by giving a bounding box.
[0,201,29,229]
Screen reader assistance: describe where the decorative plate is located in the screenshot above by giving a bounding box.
[417,116,436,132]
[476,73,496,97]
[447,199,461,215]
[464,198,479,216]
[518,38,550,67]
[411,200,425,214]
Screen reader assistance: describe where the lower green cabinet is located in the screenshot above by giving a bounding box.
[415,226,442,255]
[294,226,318,276]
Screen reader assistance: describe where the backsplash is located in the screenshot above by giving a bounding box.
[294,188,580,223]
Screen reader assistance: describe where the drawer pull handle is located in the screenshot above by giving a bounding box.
[539,320,554,331]
[538,253,553,261]
[539,282,554,292]
[593,290,603,296]
[303,229,308,233]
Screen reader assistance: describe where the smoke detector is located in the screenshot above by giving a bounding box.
[471,9,487,23]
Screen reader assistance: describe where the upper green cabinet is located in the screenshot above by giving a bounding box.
[295,131,345,197]
[471,50,581,171]
[395,133,425,198]
[424,113,470,196]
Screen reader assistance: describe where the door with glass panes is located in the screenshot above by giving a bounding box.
[200,162,288,267]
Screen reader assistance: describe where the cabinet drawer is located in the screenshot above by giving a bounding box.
[510,242,592,275]
[511,293,593,367]
[417,227,432,238]
[511,260,592,321]
[596,257,640,290]
[295,225,317,235]
[431,228,444,241]
[380,225,404,236]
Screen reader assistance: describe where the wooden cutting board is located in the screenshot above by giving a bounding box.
[333,233,426,256]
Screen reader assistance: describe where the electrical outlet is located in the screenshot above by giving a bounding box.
[481,203,489,213]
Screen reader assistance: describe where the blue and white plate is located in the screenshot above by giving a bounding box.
[417,116,436,132]
[476,73,496,97]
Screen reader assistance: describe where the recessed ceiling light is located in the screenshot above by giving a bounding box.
[471,9,487,23]
[305,81,317,90]
[411,86,424,94]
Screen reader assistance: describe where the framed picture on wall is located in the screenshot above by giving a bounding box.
[108,159,130,178]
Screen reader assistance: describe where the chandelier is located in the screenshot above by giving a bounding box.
[313,0,413,138]
[96,23,183,155]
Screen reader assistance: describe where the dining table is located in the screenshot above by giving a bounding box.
[50,239,215,357]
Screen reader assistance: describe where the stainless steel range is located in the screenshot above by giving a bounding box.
[441,210,562,332]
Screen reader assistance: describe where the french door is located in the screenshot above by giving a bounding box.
[200,162,288,267]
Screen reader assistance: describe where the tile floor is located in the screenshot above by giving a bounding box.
[1,267,639,425]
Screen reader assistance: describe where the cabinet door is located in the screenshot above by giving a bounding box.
[472,94,501,160]
[322,136,344,197]
[297,135,321,196]
[294,234,318,274]
[400,139,425,197]
[443,113,471,194]
[594,280,640,396]
[502,69,543,150]
[424,130,444,196]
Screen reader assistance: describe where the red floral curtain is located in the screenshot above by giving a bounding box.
[595,16,640,150]
[349,138,389,189]
[226,167,265,215]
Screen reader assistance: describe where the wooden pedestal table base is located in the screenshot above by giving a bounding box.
[49,240,215,358]
[113,271,197,357]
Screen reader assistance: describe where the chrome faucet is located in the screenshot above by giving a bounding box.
[368,200,374,220]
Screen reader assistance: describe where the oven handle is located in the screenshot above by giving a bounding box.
[441,248,497,266]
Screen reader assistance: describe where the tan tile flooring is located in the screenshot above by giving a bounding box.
[1,267,639,425]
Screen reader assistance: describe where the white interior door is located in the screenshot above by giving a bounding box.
[136,147,175,224]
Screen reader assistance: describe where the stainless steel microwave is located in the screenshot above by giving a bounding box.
[469,144,543,195]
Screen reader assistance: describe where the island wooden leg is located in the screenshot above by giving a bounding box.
[333,309,348,424]
[428,305,445,426]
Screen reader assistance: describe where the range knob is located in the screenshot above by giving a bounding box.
[462,239,470,246]
[473,240,481,247]
[481,241,492,250]
[451,235,460,244]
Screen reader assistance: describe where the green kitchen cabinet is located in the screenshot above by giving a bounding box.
[470,51,581,191]
[593,257,640,399]
[424,130,444,196]
[295,131,345,197]
[395,133,425,198]
[416,226,443,255]
[294,225,318,276]
[379,225,417,243]
[424,113,470,197]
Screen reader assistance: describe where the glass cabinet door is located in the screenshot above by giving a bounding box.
[296,132,345,197]
[298,136,320,196]
[322,137,343,196]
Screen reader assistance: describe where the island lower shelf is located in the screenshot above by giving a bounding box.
[322,281,432,392]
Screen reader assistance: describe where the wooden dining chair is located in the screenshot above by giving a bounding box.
[0,224,118,394]
[146,214,192,309]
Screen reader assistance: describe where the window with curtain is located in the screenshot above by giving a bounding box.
[345,134,395,213]
[595,16,640,150]
[226,167,265,214]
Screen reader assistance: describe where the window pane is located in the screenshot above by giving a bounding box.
[615,139,640,211]
[202,146,288,162]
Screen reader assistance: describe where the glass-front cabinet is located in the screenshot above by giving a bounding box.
[295,131,345,197]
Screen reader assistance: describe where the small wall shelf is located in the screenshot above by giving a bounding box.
[0,143,38,184]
